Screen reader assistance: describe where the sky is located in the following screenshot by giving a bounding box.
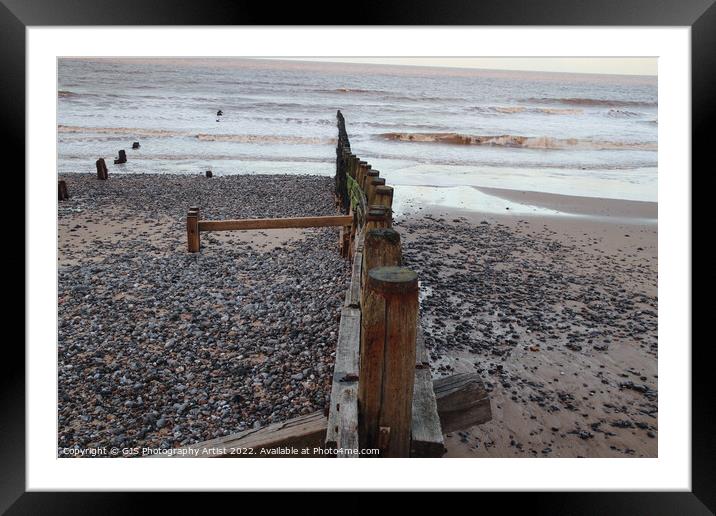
[272,57,657,77]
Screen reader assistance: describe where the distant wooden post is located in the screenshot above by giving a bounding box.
[367,177,385,206]
[114,150,127,165]
[357,161,368,191]
[58,180,69,201]
[359,266,419,457]
[348,154,358,179]
[362,228,401,289]
[187,207,200,253]
[96,158,108,180]
[205,170,213,178]
[132,142,141,149]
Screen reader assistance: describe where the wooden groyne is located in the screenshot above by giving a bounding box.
[182,111,491,457]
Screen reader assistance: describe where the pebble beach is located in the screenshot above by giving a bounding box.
[58,173,349,451]
[58,172,658,458]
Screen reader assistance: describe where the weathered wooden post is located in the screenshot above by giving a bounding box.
[114,150,127,165]
[96,158,108,180]
[363,169,378,193]
[132,141,141,149]
[364,206,388,233]
[205,170,213,178]
[357,161,368,190]
[362,228,401,289]
[367,177,385,206]
[187,207,200,253]
[58,180,69,201]
[374,185,395,227]
[348,154,358,179]
[359,266,419,457]
[374,185,394,210]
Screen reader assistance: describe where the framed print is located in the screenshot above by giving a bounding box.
[9,0,714,512]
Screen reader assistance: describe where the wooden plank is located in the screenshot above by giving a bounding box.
[336,387,359,458]
[325,306,361,450]
[433,373,492,434]
[181,411,327,457]
[410,323,446,457]
[344,250,362,308]
[198,215,352,232]
[354,227,365,252]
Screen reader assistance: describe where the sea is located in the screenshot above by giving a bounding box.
[58,58,657,214]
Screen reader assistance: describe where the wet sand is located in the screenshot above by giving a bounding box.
[397,189,657,458]
[475,186,657,220]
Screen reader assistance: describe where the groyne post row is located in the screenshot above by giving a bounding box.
[327,110,445,457]
[177,112,490,457]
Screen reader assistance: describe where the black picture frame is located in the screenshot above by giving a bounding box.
[7,0,713,513]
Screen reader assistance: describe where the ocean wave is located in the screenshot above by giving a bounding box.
[57,125,333,144]
[379,132,657,150]
[471,106,583,115]
[525,97,657,108]
[315,87,460,103]
[58,152,333,163]
[606,109,643,118]
[58,125,186,137]
[195,134,335,145]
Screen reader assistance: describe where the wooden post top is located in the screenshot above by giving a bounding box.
[367,266,418,295]
[371,177,386,186]
[376,185,394,196]
[366,227,400,245]
[367,170,379,178]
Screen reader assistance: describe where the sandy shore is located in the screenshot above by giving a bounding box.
[58,173,349,452]
[397,189,657,458]
[475,186,657,220]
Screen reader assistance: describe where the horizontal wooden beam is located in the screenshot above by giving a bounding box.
[182,411,328,457]
[325,306,361,451]
[198,215,353,232]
